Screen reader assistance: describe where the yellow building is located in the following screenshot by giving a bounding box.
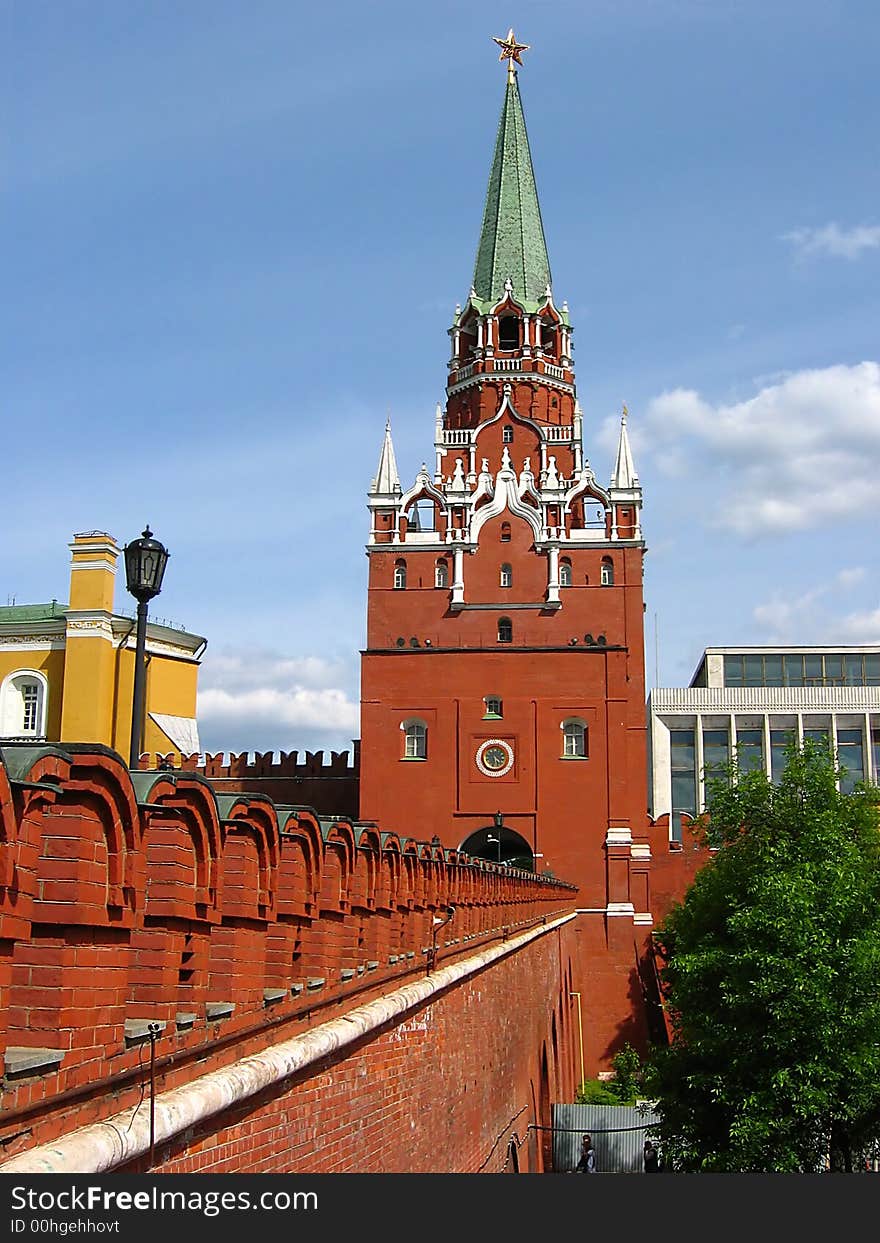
[0,531,206,760]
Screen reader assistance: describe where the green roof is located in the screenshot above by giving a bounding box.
[472,72,552,311]
[0,601,67,624]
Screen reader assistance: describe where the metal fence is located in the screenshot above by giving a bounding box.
[552,1102,660,1174]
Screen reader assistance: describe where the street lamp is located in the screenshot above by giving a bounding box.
[123,526,169,769]
[487,811,504,865]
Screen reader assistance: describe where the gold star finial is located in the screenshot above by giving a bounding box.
[493,29,529,79]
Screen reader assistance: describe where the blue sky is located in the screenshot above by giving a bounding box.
[5,0,880,756]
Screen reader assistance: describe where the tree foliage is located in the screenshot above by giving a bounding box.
[645,742,880,1171]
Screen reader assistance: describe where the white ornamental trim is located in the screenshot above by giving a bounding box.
[475,738,515,778]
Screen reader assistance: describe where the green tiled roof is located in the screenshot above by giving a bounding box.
[472,73,552,311]
[0,601,67,623]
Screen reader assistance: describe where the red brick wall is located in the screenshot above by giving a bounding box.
[0,742,578,1170]
[117,922,579,1174]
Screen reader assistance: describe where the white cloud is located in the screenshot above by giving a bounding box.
[838,606,880,644]
[782,222,880,260]
[836,566,866,590]
[753,570,873,644]
[638,362,880,535]
[753,587,826,639]
[196,646,359,754]
[198,686,358,731]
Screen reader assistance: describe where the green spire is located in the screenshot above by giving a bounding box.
[472,72,552,310]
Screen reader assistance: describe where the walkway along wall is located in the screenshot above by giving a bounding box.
[0,742,579,1173]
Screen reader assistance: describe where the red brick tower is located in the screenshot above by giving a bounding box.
[360,35,650,1069]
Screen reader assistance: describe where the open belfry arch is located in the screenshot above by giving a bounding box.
[361,32,652,1069]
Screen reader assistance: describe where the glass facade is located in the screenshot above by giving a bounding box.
[670,729,696,839]
[736,728,764,774]
[723,651,880,688]
[702,728,729,794]
[838,729,864,794]
[770,729,795,784]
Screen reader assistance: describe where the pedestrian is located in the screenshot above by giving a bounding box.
[574,1133,597,1173]
[643,1140,659,1172]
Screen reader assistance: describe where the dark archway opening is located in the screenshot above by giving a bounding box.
[459,816,534,870]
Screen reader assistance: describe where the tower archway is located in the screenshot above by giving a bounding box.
[459,816,534,870]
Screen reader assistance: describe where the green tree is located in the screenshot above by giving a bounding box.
[645,742,880,1172]
[609,1042,643,1103]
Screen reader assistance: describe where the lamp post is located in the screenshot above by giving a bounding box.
[123,526,169,769]
[487,813,504,866]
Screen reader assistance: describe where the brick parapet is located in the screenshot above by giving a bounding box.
[0,741,577,1161]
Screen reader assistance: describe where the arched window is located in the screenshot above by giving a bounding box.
[561,718,588,759]
[500,563,512,588]
[401,719,428,760]
[500,521,511,542]
[435,559,448,588]
[498,316,519,351]
[484,696,503,719]
[497,617,513,644]
[502,426,513,444]
[394,559,407,590]
[0,670,48,740]
[559,558,572,588]
[601,557,614,586]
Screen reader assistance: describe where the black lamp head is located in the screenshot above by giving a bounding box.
[124,526,170,603]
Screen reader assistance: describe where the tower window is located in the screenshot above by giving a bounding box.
[502,426,513,444]
[498,316,519,351]
[561,719,588,759]
[484,696,503,719]
[600,557,614,586]
[401,719,428,760]
[559,558,572,588]
[497,617,513,644]
[500,563,512,588]
[393,559,407,589]
[500,521,511,542]
[435,559,448,588]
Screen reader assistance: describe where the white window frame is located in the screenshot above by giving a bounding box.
[561,718,588,759]
[559,560,572,587]
[500,563,512,588]
[394,560,407,590]
[0,669,49,739]
[401,718,428,760]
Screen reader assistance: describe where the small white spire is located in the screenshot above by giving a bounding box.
[370,419,401,495]
[611,403,640,488]
[544,283,552,300]
[504,276,514,294]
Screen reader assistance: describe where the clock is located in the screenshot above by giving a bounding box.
[476,738,514,777]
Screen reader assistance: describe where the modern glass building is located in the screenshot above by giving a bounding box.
[648,646,880,840]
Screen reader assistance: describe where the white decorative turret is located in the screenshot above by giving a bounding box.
[610,403,639,490]
[369,419,402,497]
[608,403,642,541]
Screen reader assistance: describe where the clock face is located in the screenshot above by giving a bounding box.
[476,738,514,777]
